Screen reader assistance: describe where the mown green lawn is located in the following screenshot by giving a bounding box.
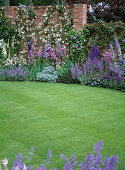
[0,81,125,169]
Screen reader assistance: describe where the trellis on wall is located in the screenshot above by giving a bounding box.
[4,4,87,30]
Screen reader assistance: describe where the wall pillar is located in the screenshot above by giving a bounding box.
[73,4,87,30]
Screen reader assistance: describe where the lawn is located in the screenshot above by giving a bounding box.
[0,81,125,169]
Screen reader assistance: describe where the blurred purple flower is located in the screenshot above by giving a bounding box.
[93,141,103,154]
[28,165,33,170]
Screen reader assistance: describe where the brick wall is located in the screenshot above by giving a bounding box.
[3,4,87,30]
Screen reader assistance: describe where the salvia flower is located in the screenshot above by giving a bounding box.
[71,63,83,79]
[93,141,103,154]
[2,141,120,169]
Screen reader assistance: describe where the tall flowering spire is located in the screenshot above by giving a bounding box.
[109,43,115,59]
[115,37,122,60]
[28,37,31,54]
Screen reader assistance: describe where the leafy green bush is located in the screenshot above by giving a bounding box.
[57,59,76,84]
[66,30,89,63]
[84,19,125,53]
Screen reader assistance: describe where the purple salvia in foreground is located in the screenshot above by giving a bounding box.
[27,165,33,170]
[115,37,122,60]
[71,63,83,79]
[39,164,47,170]
[78,161,84,169]
[93,141,103,154]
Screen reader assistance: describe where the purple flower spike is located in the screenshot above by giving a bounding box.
[78,161,84,168]
[110,44,115,59]
[39,164,46,170]
[71,63,83,79]
[93,141,103,154]
[31,146,35,152]
[60,154,66,159]
[28,165,33,170]
[115,37,122,60]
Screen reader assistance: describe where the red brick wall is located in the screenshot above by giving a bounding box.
[3,4,87,30]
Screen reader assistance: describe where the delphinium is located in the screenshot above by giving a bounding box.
[44,43,50,60]
[109,43,115,59]
[115,37,122,60]
[89,46,100,60]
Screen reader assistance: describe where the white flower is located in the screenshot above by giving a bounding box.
[43,13,47,17]
[2,158,8,168]
[88,5,94,13]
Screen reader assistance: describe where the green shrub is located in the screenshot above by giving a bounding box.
[84,19,125,53]
[66,30,89,63]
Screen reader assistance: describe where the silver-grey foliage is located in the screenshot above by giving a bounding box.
[37,66,58,83]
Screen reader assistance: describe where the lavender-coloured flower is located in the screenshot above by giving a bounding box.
[27,165,33,170]
[39,164,46,170]
[110,43,115,59]
[115,37,122,60]
[71,63,83,79]
[47,150,52,159]
[44,43,50,59]
[60,154,66,159]
[78,161,84,168]
[93,141,103,154]
[89,46,100,60]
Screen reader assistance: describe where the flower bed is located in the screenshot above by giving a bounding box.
[1,141,119,169]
